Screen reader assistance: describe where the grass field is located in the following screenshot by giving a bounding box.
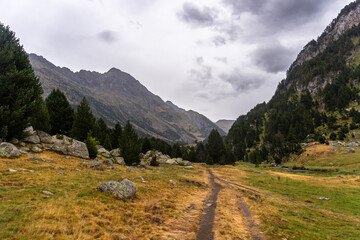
[1,145,360,239]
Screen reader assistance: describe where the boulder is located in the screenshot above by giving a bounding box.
[97,179,137,199]
[10,138,19,145]
[37,131,52,143]
[114,157,125,165]
[87,158,104,170]
[23,133,40,144]
[51,135,89,159]
[165,159,177,165]
[24,126,35,135]
[347,147,355,153]
[103,159,114,169]
[102,152,111,158]
[30,145,43,153]
[0,142,21,158]
[182,160,191,166]
[110,148,121,157]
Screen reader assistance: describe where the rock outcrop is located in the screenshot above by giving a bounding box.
[0,142,21,158]
[141,150,191,166]
[50,135,89,159]
[97,179,137,199]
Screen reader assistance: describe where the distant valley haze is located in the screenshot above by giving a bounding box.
[0,0,354,121]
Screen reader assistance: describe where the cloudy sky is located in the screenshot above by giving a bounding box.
[0,0,354,121]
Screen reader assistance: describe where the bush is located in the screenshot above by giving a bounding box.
[150,156,159,166]
[329,132,337,140]
[338,131,346,141]
[56,134,64,140]
[85,134,98,159]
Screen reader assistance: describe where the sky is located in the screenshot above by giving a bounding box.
[0,0,354,121]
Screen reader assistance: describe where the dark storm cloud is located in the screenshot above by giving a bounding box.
[223,0,330,30]
[178,2,217,27]
[220,68,265,92]
[251,41,296,73]
[98,30,118,44]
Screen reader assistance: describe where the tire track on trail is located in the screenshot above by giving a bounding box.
[196,169,263,240]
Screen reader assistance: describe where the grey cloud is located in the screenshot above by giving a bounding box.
[251,41,296,73]
[220,68,265,92]
[98,30,118,44]
[215,57,227,64]
[223,0,330,30]
[178,2,217,27]
[212,35,226,46]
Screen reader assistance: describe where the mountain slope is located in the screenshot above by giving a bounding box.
[227,0,360,163]
[29,54,225,143]
[215,120,235,134]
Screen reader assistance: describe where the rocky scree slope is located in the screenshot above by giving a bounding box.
[29,54,225,143]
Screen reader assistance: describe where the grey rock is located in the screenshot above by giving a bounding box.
[9,169,17,172]
[87,158,104,170]
[170,179,176,185]
[110,148,121,157]
[47,159,54,163]
[139,176,147,183]
[0,142,21,158]
[338,141,346,147]
[329,162,334,166]
[31,145,43,153]
[182,160,191,166]
[101,152,111,158]
[42,191,54,195]
[185,166,194,169]
[37,131,52,143]
[114,157,125,165]
[19,142,26,147]
[54,166,60,170]
[347,147,355,153]
[165,159,177,165]
[65,156,71,159]
[103,159,114,169]
[318,196,330,200]
[126,167,134,172]
[58,172,66,175]
[51,135,89,159]
[97,179,137,199]
[31,156,46,162]
[10,138,19,145]
[19,147,29,153]
[151,217,161,223]
[24,126,35,134]
[23,133,40,144]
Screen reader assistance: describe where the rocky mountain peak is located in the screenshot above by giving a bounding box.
[289,1,360,72]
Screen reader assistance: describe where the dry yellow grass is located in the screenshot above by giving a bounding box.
[0,150,209,240]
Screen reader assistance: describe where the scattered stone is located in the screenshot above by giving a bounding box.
[151,217,161,223]
[79,159,86,163]
[170,180,176,185]
[42,191,54,195]
[165,159,177,165]
[329,162,334,166]
[102,152,111,158]
[19,147,29,153]
[347,147,355,153]
[19,142,26,147]
[114,157,125,165]
[37,131,52,143]
[182,160,191,166]
[30,156,46,162]
[185,166,194,169]
[47,159,54,163]
[10,138,19,145]
[110,148,121,157]
[24,126,35,135]
[87,158,104,170]
[23,133,40,144]
[65,156,71,159]
[51,135,89,159]
[54,167,60,170]
[9,169,17,172]
[58,172,66,175]
[75,168,81,171]
[318,196,330,200]
[139,176,147,183]
[337,141,346,147]
[126,167,134,173]
[97,179,137,199]
[0,142,21,158]
[30,145,43,153]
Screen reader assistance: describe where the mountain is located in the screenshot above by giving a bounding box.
[227,1,360,163]
[216,120,235,134]
[29,54,225,143]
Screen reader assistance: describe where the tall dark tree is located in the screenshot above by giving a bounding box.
[0,23,43,140]
[206,129,226,164]
[141,137,152,153]
[120,121,141,165]
[45,89,74,135]
[195,143,206,163]
[110,122,122,149]
[30,98,51,133]
[71,97,95,141]
[94,118,109,145]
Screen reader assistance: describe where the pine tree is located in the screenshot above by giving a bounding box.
[45,89,74,135]
[71,97,95,141]
[0,23,43,140]
[30,98,51,133]
[206,129,226,164]
[120,121,141,165]
[103,134,112,151]
[110,122,122,149]
[195,143,206,162]
[141,137,152,153]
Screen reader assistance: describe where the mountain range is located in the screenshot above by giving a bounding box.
[29,54,226,143]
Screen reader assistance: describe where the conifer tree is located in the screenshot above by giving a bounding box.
[206,129,226,164]
[0,23,43,140]
[45,89,74,135]
[120,121,141,165]
[141,137,152,153]
[110,122,122,149]
[94,118,109,145]
[30,98,51,133]
[195,143,206,162]
[103,134,112,151]
[71,97,95,141]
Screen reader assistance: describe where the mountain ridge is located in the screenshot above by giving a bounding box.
[29,53,225,143]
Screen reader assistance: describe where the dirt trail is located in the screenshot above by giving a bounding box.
[196,169,263,240]
[196,170,222,240]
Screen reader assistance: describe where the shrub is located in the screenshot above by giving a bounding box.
[85,134,98,159]
[56,134,64,140]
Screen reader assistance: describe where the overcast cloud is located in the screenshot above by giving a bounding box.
[0,0,354,121]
